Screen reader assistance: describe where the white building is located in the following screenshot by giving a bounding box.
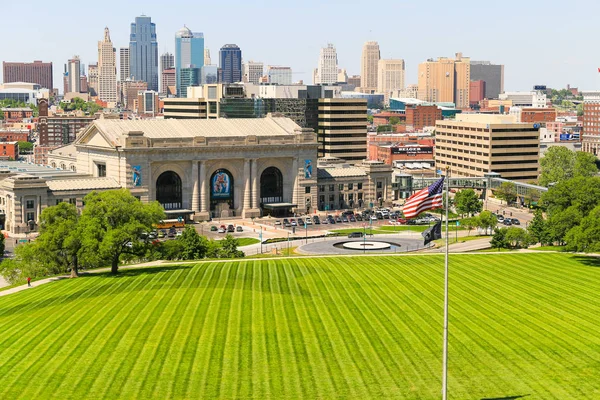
[120,48,130,82]
[97,27,117,103]
[360,41,380,93]
[267,66,293,85]
[377,59,405,105]
[499,91,547,108]
[243,61,264,84]
[315,43,338,84]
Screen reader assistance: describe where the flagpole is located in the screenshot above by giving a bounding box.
[442,167,450,400]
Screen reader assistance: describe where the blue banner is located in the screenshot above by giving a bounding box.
[304,159,313,179]
[211,170,232,198]
[132,165,142,186]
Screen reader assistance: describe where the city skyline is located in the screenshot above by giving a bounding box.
[1,0,598,93]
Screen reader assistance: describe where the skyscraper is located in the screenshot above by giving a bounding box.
[65,56,81,93]
[98,27,117,103]
[160,52,175,95]
[119,48,130,82]
[2,61,53,90]
[470,61,504,99]
[175,26,204,97]
[267,66,293,85]
[377,59,405,104]
[360,41,380,93]
[417,52,470,108]
[219,44,242,84]
[315,43,338,84]
[88,63,98,96]
[243,61,264,84]
[204,49,211,66]
[129,15,158,91]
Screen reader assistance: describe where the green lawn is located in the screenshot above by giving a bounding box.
[236,237,260,246]
[1,254,600,398]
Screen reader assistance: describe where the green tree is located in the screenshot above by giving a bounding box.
[77,189,165,274]
[475,211,497,235]
[490,228,508,249]
[546,206,582,245]
[541,176,600,217]
[367,115,373,123]
[495,182,517,204]
[577,103,584,117]
[461,217,477,236]
[527,209,551,246]
[389,116,400,125]
[377,124,393,133]
[453,189,482,217]
[218,234,244,258]
[564,205,600,252]
[178,225,208,260]
[539,147,598,187]
[504,227,534,249]
[573,151,599,179]
[18,141,33,154]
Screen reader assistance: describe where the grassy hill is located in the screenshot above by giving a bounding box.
[1,253,600,399]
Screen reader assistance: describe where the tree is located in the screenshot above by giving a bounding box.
[546,206,582,245]
[453,189,482,217]
[541,176,600,218]
[565,205,600,252]
[539,147,598,187]
[461,217,477,236]
[218,234,244,258]
[495,182,517,204]
[577,103,584,117]
[60,97,102,115]
[367,115,373,123]
[389,116,400,125]
[504,227,534,249]
[18,141,33,154]
[490,228,508,249]
[178,225,208,260]
[475,211,497,235]
[377,124,393,133]
[77,189,165,274]
[527,209,551,246]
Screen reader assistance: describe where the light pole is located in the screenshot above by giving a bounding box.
[305,221,308,244]
[287,231,290,256]
[260,226,263,254]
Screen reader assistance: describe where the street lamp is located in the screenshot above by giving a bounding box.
[260,226,263,254]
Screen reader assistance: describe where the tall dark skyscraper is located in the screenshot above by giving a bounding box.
[219,44,242,84]
[470,61,504,99]
[129,15,159,91]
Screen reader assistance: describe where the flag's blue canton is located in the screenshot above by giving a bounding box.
[428,178,444,196]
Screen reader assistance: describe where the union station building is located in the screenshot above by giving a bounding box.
[0,116,392,234]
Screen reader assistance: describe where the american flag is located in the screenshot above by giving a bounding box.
[403,177,445,219]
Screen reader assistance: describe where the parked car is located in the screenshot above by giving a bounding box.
[503,219,512,226]
[341,215,349,223]
[335,216,342,223]
[328,217,336,224]
[236,226,243,232]
[349,215,356,222]
[227,224,235,232]
[168,227,177,237]
[176,230,183,237]
[283,218,291,227]
[305,218,312,225]
[218,226,226,233]
[348,231,364,238]
[158,230,167,238]
[274,220,282,226]
[148,231,158,240]
[355,214,363,221]
[511,218,520,225]
[290,219,297,226]
[210,225,218,231]
[397,218,407,224]
[321,217,328,224]
[370,215,378,221]
[313,216,321,224]
[497,215,505,222]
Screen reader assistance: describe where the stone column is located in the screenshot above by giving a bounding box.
[251,158,259,209]
[292,157,299,210]
[199,161,207,213]
[191,161,200,212]
[243,159,251,211]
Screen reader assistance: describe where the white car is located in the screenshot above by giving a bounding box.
[305,218,312,225]
[176,230,183,237]
[217,227,226,233]
[370,215,378,221]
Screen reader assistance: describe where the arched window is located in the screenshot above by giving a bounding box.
[51,162,56,168]
[156,171,182,210]
[260,167,283,205]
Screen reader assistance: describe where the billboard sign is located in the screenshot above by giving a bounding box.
[211,170,232,198]
[391,146,434,155]
[304,160,313,179]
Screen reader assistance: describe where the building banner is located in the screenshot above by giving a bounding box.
[304,159,313,179]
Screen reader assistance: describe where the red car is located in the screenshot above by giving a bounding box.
[397,218,407,224]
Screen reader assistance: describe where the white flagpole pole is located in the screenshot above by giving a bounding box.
[442,167,450,400]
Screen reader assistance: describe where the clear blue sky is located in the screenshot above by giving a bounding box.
[1,0,598,92]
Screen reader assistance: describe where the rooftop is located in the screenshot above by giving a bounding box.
[317,167,367,179]
[47,177,121,192]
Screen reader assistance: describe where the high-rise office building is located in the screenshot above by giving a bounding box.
[175,26,204,97]
[98,27,117,103]
[315,43,338,85]
[204,49,211,66]
[267,66,292,85]
[201,65,218,85]
[88,63,98,96]
[65,56,81,93]
[243,61,264,84]
[317,98,368,161]
[2,61,53,90]
[161,68,176,96]
[119,48,130,82]
[470,61,504,99]
[377,59,405,104]
[417,52,470,108]
[160,52,174,95]
[160,52,174,73]
[219,44,242,84]
[360,41,380,93]
[129,15,158,91]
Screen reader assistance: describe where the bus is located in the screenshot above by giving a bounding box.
[155,219,185,230]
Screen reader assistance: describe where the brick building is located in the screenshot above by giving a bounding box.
[0,108,33,123]
[582,91,600,155]
[520,107,557,124]
[0,130,29,142]
[2,61,53,90]
[369,139,434,166]
[0,142,19,160]
[469,80,486,105]
[405,105,442,131]
[372,111,406,126]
